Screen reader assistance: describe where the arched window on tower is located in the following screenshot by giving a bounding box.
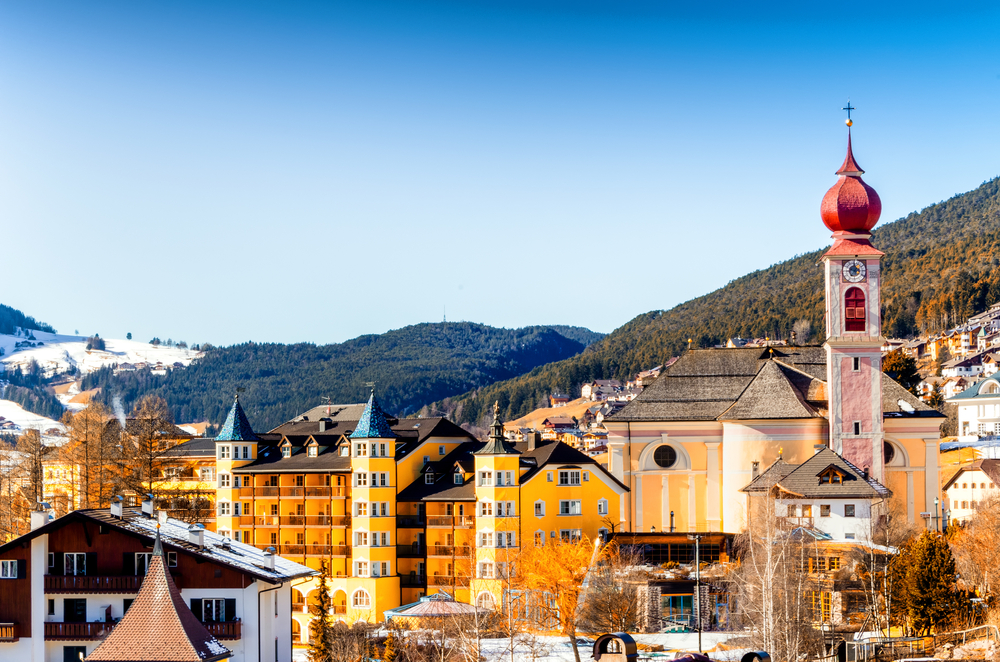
[845,287,866,332]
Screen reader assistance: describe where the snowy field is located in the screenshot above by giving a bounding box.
[0,330,200,378]
[291,632,744,662]
[0,399,65,438]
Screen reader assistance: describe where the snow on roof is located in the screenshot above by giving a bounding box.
[98,510,316,582]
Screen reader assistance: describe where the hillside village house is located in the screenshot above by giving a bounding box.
[946,374,1000,443]
[942,459,1000,523]
[0,499,312,662]
[602,129,944,535]
[210,394,627,629]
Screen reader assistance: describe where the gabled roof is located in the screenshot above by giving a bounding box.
[215,394,260,442]
[87,530,231,662]
[719,360,821,420]
[943,459,1000,490]
[745,447,890,499]
[350,392,398,439]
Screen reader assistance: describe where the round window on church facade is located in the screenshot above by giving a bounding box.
[883,441,895,465]
[653,445,677,468]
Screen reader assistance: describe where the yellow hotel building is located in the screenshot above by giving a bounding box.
[212,394,628,636]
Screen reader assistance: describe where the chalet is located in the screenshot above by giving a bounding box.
[0,499,313,662]
[942,353,985,378]
[948,374,1000,442]
[582,380,622,401]
[548,393,571,408]
[541,416,576,431]
[942,460,1000,523]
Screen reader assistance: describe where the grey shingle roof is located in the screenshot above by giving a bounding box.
[719,361,821,420]
[744,447,890,499]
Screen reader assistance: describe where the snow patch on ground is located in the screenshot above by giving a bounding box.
[0,399,65,441]
[0,330,200,378]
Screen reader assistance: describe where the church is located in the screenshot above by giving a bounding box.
[603,121,944,534]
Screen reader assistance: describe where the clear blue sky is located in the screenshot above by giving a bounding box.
[2,1,999,346]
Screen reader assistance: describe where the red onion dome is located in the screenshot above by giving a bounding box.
[820,130,882,233]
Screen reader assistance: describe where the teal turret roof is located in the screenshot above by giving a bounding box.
[474,401,520,455]
[215,395,260,442]
[350,391,398,439]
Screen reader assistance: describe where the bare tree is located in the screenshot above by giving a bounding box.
[579,542,647,633]
[61,403,112,508]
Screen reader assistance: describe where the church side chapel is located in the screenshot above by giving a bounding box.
[604,114,944,535]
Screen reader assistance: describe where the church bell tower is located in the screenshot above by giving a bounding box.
[821,111,886,481]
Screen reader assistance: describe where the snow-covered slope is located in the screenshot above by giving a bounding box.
[0,331,201,378]
[0,400,65,436]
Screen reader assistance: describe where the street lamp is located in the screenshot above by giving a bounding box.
[934,497,940,533]
[687,534,703,653]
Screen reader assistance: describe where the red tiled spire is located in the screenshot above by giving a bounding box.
[87,529,231,662]
[821,127,882,234]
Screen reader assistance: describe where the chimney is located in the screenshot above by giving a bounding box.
[751,461,760,480]
[264,547,276,570]
[318,420,327,432]
[188,524,205,549]
[529,431,540,452]
[110,496,123,519]
[31,503,50,531]
[141,494,154,518]
[813,444,826,454]
[157,510,168,525]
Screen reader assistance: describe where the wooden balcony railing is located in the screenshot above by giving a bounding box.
[428,575,470,588]
[45,575,142,593]
[0,623,18,642]
[426,517,453,527]
[427,516,476,528]
[427,545,472,558]
[45,622,115,640]
[203,621,241,640]
[396,515,425,528]
[305,516,349,527]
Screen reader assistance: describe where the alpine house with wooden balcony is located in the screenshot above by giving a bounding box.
[0,498,314,662]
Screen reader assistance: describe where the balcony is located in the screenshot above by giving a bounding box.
[305,516,349,527]
[204,621,241,640]
[428,575,471,588]
[399,574,427,587]
[0,623,18,642]
[397,544,425,558]
[428,545,473,558]
[45,622,115,640]
[305,545,349,557]
[396,515,426,528]
[45,575,142,593]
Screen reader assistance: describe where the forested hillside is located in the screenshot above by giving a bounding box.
[434,176,1000,427]
[0,304,55,336]
[81,322,601,430]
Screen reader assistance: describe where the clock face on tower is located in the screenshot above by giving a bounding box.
[843,259,867,283]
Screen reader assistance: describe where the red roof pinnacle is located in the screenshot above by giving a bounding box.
[820,129,881,234]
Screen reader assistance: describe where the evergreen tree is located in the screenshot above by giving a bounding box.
[307,561,334,662]
[127,332,132,340]
[882,349,921,394]
[383,630,398,662]
[903,531,958,634]
[928,382,944,408]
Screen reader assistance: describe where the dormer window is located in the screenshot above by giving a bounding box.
[454,471,463,485]
[819,467,846,484]
[308,446,318,457]
[281,446,291,458]
[425,473,434,484]
[340,445,349,456]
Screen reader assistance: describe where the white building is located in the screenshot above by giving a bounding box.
[942,459,1000,523]
[0,500,314,662]
[947,374,1000,442]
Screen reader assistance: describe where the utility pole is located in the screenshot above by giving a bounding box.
[688,534,702,652]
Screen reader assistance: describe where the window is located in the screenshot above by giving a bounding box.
[845,532,856,540]
[0,560,17,578]
[583,471,589,482]
[820,504,830,517]
[884,441,896,464]
[356,502,368,517]
[307,446,318,457]
[380,502,390,517]
[534,531,545,546]
[852,357,861,371]
[853,421,861,435]
[355,472,368,487]
[242,445,250,459]
[560,529,582,542]
[425,473,434,484]
[218,502,231,516]
[352,589,371,608]
[423,456,430,464]
[558,470,581,486]
[829,557,841,571]
[559,500,582,516]
[439,445,446,455]
[355,443,367,457]
[63,553,86,576]
[534,501,545,517]
[498,532,516,547]
[372,561,389,577]
[218,445,231,459]
[135,553,153,575]
[844,504,856,517]
[547,472,553,482]
[203,598,226,622]
[48,553,54,569]
[801,505,812,517]
[356,532,369,546]
[962,501,969,509]
[270,504,279,516]
[454,472,463,484]
[598,499,608,515]
[478,562,495,578]
[654,445,678,468]
[845,287,866,331]
[479,501,493,517]
[478,532,494,547]
[479,471,493,486]
[219,474,231,488]
[200,467,216,481]
[476,592,497,610]
[48,598,54,615]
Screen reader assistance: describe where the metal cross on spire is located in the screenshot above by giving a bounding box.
[842,101,855,119]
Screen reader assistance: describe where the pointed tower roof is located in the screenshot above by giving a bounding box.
[349,391,398,439]
[474,401,520,455]
[87,526,231,662]
[215,394,260,442]
[835,130,865,176]
[821,126,882,234]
